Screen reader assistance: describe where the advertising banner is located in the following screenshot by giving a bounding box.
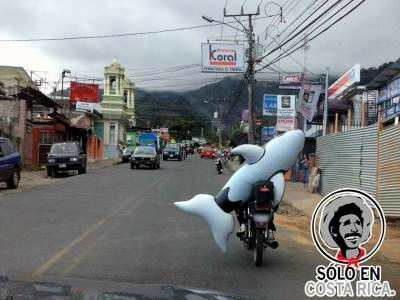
[298,84,322,121]
[263,94,278,116]
[279,73,303,89]
[261,126,275,142]
[276,116,296,132]
[70,81,99,103]
[277,95,296,117]
[201,43,245,73]
[126,131,137,146]
[377,77,400,104]
[328,63,360,100]
[69,112,91,129]
[159,128,170,141]
[76,101,94,113]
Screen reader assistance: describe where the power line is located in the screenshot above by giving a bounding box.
[0,17,269,42]
[257,0,366,72]
[263,0,355,66]
[258,0,337,61]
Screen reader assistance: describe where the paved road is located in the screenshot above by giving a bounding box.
[0,155,397,299]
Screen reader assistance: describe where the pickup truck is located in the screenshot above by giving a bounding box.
[0,137,21,188]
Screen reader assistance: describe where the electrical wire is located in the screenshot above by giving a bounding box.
[257,0,366,72]
[262,0,355,66]
[0,17,269,42]
[258,0,339,62]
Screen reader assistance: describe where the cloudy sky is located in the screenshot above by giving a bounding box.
[0,0,399,92]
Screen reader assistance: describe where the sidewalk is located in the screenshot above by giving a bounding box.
[226,158,400,266]
[0,159,120,193]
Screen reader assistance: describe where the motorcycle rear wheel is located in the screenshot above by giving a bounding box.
[253,229,264,266]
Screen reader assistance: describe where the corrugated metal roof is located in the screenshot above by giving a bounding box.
[367,58,400,89]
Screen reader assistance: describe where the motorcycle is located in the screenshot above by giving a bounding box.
[215,159,223,174]
[236,180,278,266]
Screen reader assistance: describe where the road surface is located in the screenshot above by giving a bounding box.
[0,155,397,299]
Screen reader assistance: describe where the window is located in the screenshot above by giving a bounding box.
[0,142,11,156]
[124,90,128,104]
[39,132,53,144]
[110,76,116,95]
[109,123,116,144]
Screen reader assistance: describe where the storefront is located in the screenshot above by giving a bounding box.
[367,58,400,125]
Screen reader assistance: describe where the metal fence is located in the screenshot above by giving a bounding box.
[378,125,400,217]
[316,123,400,217]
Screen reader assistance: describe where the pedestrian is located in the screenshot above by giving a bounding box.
[291,154,300,182]
[300,154,310,187]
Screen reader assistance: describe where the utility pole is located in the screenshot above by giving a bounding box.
[323,68,329,136]
[224,9,259,144]
[217,97,224,147]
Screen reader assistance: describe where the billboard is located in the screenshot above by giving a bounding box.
[126,131,137,146]
[201,43,245,73]
[263,94,278,116]
[377,77,400,104]
[277,95,296,117]
[70,81,99,103]
[261,126,275,142]
[328,63,360,100]
[76,101,94,113]
[298,84,322,121]
[279,73,303,89]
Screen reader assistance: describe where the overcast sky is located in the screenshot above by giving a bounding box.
[0,0,399,92]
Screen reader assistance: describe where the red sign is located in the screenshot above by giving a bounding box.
[70,81,99,103]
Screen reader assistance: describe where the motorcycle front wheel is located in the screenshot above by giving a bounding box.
[253,229,264,266]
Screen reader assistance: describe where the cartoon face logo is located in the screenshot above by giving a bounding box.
[311,189,386,267]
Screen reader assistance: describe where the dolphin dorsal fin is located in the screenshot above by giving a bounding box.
[231,144,264,164]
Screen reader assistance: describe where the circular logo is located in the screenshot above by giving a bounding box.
[311,188,386,266]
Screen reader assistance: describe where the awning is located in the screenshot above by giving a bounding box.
[367,58,400,89]
[19,87,60,108]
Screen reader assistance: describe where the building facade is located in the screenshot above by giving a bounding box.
[95,59,135,159]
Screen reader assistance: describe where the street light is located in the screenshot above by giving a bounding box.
[201,15,248,33]
[61,69,71,118]
[202,15,214,23]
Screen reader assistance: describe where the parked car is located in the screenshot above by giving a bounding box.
[122,146,136,163]
[46,142,87,177]
[163,143,183,161]
[200,147,216,159]
[0,137,21,189]
[131,146,160,169]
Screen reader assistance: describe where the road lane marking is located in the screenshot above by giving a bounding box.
[32,174,168,276]
[60,174,172,275]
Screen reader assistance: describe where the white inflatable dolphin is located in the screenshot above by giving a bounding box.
[174,130,305,252]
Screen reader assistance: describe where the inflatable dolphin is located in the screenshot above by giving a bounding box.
[174,130,305,252]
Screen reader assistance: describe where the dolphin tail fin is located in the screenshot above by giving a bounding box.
[174,194,234,252]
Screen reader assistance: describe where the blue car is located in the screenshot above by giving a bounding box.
[0,137,21,189]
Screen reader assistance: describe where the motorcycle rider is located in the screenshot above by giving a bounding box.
[215,156,223,174]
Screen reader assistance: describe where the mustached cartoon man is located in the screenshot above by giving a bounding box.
[320,196,373,267]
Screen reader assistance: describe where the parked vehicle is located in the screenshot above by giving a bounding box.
[236,180,278,266]
[46,142,87,177]
[163,143,183,161]
[0,137,21,189]
[138,133,160,152]
[122,146,136,163]
[131,146,160,169]
[200,148,216,159]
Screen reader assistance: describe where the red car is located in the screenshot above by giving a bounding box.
[201,148,216,159]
